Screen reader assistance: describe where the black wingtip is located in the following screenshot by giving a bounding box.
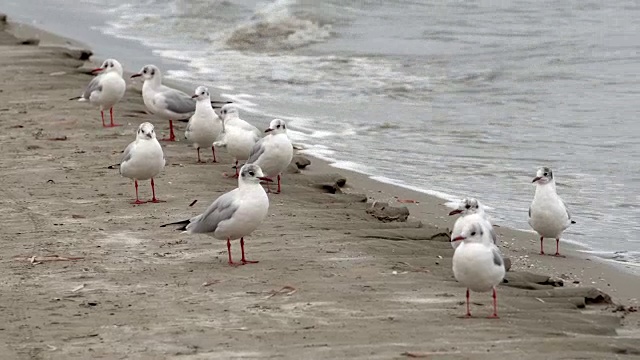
[69,96,81,101]
[107,163,120,169]
[571,220,576,224]
[160,219,190,231]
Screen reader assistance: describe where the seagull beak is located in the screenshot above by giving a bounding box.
[191,94,198,98]
[91,68,104,74]
[264,128,273,133]
[532,176,542,183]
[448,209,463,216]
[258,177,273,182]
[130,73,142,78]
[451,235,465,242]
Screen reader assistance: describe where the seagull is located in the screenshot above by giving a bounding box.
[247,119,293,194]
[215,104,261,177]
[448,198,497,249]
[119,122,166,204]
[185,86,224,163]
[71,58,126,127]
[219,104,262,137]
[160,164,272,266]
[528,166,575,256]
[130,65,229,142]
[451,221,506,318]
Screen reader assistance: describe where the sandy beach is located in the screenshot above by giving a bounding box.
[0,14,639,360]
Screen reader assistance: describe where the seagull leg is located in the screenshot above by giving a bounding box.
[277,174,282,194]
[107,107,121,127]
[149,178,165,203]
[462,288,472,318]
[196,147,203,163]
[212,146,217,163]
[227,238,242,267]
[161,120,177,141]
[240,237,259,264]
[101,110,106,127]
[130,180,146,205]
[554,238,565,257]
[539,236,545,255]
[235,160,240,177]
[487,287,500,319]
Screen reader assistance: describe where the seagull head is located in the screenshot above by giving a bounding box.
[131,64,160,81]
[532,166,553,185]
[92,59,124,77]
[450,222,485,243]
[191,86,211,101]
[219,104,239,122]
[136,122,156,140]
[264,119,287,134]
[448,197,480,216]
[239,164,272,186]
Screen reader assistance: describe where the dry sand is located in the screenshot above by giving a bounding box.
[0,14,639,359]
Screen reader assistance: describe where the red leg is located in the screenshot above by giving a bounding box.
[464,288,472,318]
[235,160,239,177]
[240,237,259,264]
[212,146,217,163]
[554,238,565,257]
[277,174,282,194]
[539,236,545,255]
[107,107,121,127]
[161,120,176,141]
[149,178,165,203]
[487,287,499,319]
[101,110,106,127]
[130,180,146,205]
[227,238,241,267]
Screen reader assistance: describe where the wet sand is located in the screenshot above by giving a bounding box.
[0,15,639,360]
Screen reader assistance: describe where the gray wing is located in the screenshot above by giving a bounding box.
[82,76,102,99]
[121,141,135,164]
[188,190,239,234]
[162,89,196,115]
[246,137,267,164]
[488,225,498,245]
[491,246,504,267]
[561,199,571,220]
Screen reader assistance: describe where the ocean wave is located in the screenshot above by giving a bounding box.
[225,0,333,51]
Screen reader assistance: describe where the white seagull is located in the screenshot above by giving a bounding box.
[72,58,126,127]
[247,119,293,194]
[215,104,261,177]
[448,198,497,249]
[528,166,575,256]
[161,164,271,266]
[119,122,166,204]
[219,104,261,137]
[451,221,506,318]
[185,86,224,163]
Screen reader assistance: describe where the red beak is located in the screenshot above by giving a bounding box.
[91,68,103,74]
[448,209,463,216]
[532,176,542,183]
[258,177,273,182]
[264,128,273,133]
[130,73,142,78]
[451,236,465,242]
[191,94,198,98]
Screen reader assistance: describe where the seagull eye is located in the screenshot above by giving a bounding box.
[151,70,155,75]
[248,171,255,176]
[544,172,548,176]
[276,125,281,128]
[465,204,470,209]
[143,69,147,74]
[470,231,476,236]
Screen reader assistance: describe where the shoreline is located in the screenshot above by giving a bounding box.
[1,13,639,359]
[5,10,640,303]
